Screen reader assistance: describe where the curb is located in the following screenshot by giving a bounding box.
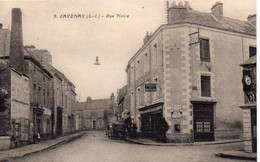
[0,132,86,162]
[216,153,257,161]
[125,138,243,147]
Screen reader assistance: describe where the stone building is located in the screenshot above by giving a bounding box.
[125,2,256,142]
[77,93,116,130]
[0,8,30,149]
[116,85,129,122]
[0,8,77,147]
[239,55,256,153]
[29,52,77,136]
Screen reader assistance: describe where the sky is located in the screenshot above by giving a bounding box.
[0,0,256,101]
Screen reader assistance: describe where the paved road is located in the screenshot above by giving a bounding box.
[15,131,249,162]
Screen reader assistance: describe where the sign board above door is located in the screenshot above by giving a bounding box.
[145,83,157,92]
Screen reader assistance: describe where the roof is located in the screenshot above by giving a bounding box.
[240,55,256,66]
[76,98,113,111]
[126,6,256,69]
[118,85,127,104]
[169,8,256,36]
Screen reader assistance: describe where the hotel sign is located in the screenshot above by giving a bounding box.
[145,83,157,92]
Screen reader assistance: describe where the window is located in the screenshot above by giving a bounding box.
[196,122,203,132]
[47,91,49,108]
[201,75,211,97]
[144,53,148,73]
[153,44,158,66]
[249,46,256,58]
[144,82,149,104]
[33,83,37,102]
[174,124,181,133]
[200,38,210,62]
[153,78,158,100]
[38,86,41,104]
[65,95,67,108]
[137,60,140,78]
[136,88,141,106]
[62,92,64,106]
[43,89,46,107]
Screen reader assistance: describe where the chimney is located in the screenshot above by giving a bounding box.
[167,1,192,24]
[110,93,115,101]
[0,24,2,29]
[143,31,150,44]
[211,2,223,20]
[247,14,256,25]
[86,96,92,103]
[9,8,24,73]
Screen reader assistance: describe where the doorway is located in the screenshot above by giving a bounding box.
[193,103,214,142]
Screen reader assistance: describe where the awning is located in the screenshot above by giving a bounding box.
[138,102,164,114]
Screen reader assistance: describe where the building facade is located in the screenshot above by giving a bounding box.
[0,8,30,149]
[239,55,256,153]
[77,94,116,130]
[116,85,128,122]
[0,8,78,150]
[126,1,256,142]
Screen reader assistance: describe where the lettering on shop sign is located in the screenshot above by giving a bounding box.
[145,83,157,92]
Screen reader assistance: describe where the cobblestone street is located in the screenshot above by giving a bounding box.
[14,131,251,162]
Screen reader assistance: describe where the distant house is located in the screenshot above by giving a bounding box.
[116,85,129,122]
[77,93,116,130]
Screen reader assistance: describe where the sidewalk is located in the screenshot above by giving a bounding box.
[125,137,243,146]
[0,131,87,162]
[216,150,257,161]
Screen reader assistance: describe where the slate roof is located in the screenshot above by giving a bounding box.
[76,98,113,111]
[169,9,256,36]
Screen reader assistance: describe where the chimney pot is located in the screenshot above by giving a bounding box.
[171,1,177,7]
[184,1,192,10]
[211,1,223,20]
[178,1,184,8]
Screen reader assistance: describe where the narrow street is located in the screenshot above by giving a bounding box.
[14,131,249,162]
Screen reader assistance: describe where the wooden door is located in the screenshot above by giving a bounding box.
[193,103,214,142]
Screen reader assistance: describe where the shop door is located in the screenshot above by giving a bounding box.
[193,104,214,142]
[251,109,257,153]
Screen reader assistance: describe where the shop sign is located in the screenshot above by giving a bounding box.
[145,83,157,92]
[171,105,182,118]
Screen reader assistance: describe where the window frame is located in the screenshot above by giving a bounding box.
[199,38,210,62]
[200,75,211,97]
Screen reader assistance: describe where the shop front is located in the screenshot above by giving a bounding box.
[139,103,168,141]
